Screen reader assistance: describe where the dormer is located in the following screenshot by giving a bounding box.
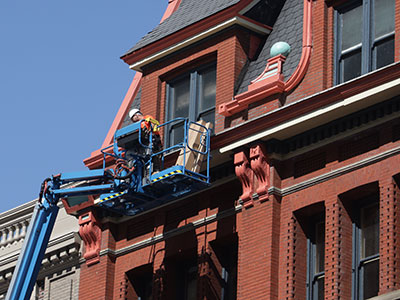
[120,0,285,136]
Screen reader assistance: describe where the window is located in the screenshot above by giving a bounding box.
[209,238,238,300]
[175,259,198,300]
[352,201,379,299]
[335,0,395,83]
[126,264,153,300]
[307,220,325,300]
[166,64,216,146]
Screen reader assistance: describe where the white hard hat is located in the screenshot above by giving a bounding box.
[129,108,142,119]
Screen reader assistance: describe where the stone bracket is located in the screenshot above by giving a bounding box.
[235,144,271,207]
[234,151,254,208]
[78,210,101,266]
[250,144,270,198]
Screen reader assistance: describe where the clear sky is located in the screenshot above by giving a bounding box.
[0,1,166,213]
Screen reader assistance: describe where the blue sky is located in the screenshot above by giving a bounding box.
[0,1,166,213]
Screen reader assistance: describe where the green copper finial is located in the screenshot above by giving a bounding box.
[270,41,291,58]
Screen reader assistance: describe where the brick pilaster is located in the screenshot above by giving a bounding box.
[324,197,352,300]
[379,177,400,294]
[79,254,115,300]
[152,215,166,300]
[236,195,280,300]
[285,215,296,300]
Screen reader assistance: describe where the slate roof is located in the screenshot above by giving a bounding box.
[236,0,303,94]
[122,0,240,57]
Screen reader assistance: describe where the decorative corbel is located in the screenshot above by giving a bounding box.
[249,144,270,198]
[78,210,101,266]
[234,151,254,208]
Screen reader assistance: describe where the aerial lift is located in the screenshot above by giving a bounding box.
[5,118,211,300]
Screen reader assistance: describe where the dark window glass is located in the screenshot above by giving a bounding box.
[342,50,362,82]
[374,0,395,39]
[168,76,190,146]
[307,220,325,300]
[315,277,324,300]
[315,221,325,274]
[375,38,394,69]
[353,201,379,300]
[363,259,379,299]
[361,203,379,258]
[197,68,216,125]
[170,76,190,118]
[176,261,197,300]
[341,4,363,51]
[166,65,216,146]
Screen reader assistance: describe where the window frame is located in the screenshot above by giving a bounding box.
[334,0,395,84]
[306,218,325,300]
[165,63,216,147]
[351,200,380,300]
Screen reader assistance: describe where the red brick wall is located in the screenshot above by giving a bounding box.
[236,195,280,300]
[379,176,400,294]
[395,0,400,62]
[78,181,240,300]
[79,255,116,300]
[79,124,400,299]
[274,118,400,299]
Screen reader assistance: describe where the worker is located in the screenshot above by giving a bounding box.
[128,108,163,172]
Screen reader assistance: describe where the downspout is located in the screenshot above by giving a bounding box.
[283,0,313,92]
[218,0,313,117]
[95,0,182,152]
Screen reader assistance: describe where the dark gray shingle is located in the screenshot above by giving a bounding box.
[122,0,240,57]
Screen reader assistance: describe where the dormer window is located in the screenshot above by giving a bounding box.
[166,64,216,146]
[335,0,395,84]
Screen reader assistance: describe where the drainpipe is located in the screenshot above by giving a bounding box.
[218,0,313,117]
[284,0,312,92]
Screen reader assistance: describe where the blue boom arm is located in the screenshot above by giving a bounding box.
[5,173,118,300]
[5,189,59,300]
[5,118,211,300]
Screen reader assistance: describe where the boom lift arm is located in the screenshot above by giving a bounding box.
[5,118,211,300]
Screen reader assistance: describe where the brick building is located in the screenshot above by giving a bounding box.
[75,0,400,299]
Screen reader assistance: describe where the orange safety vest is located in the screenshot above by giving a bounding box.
[141,115,160,135]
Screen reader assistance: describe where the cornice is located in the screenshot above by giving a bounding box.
[265,97,400,158]
[213,61,400,152]
[0,200,36,223]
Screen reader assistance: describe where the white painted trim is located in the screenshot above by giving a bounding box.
[220,77,400,153]
[129,16,270,71]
